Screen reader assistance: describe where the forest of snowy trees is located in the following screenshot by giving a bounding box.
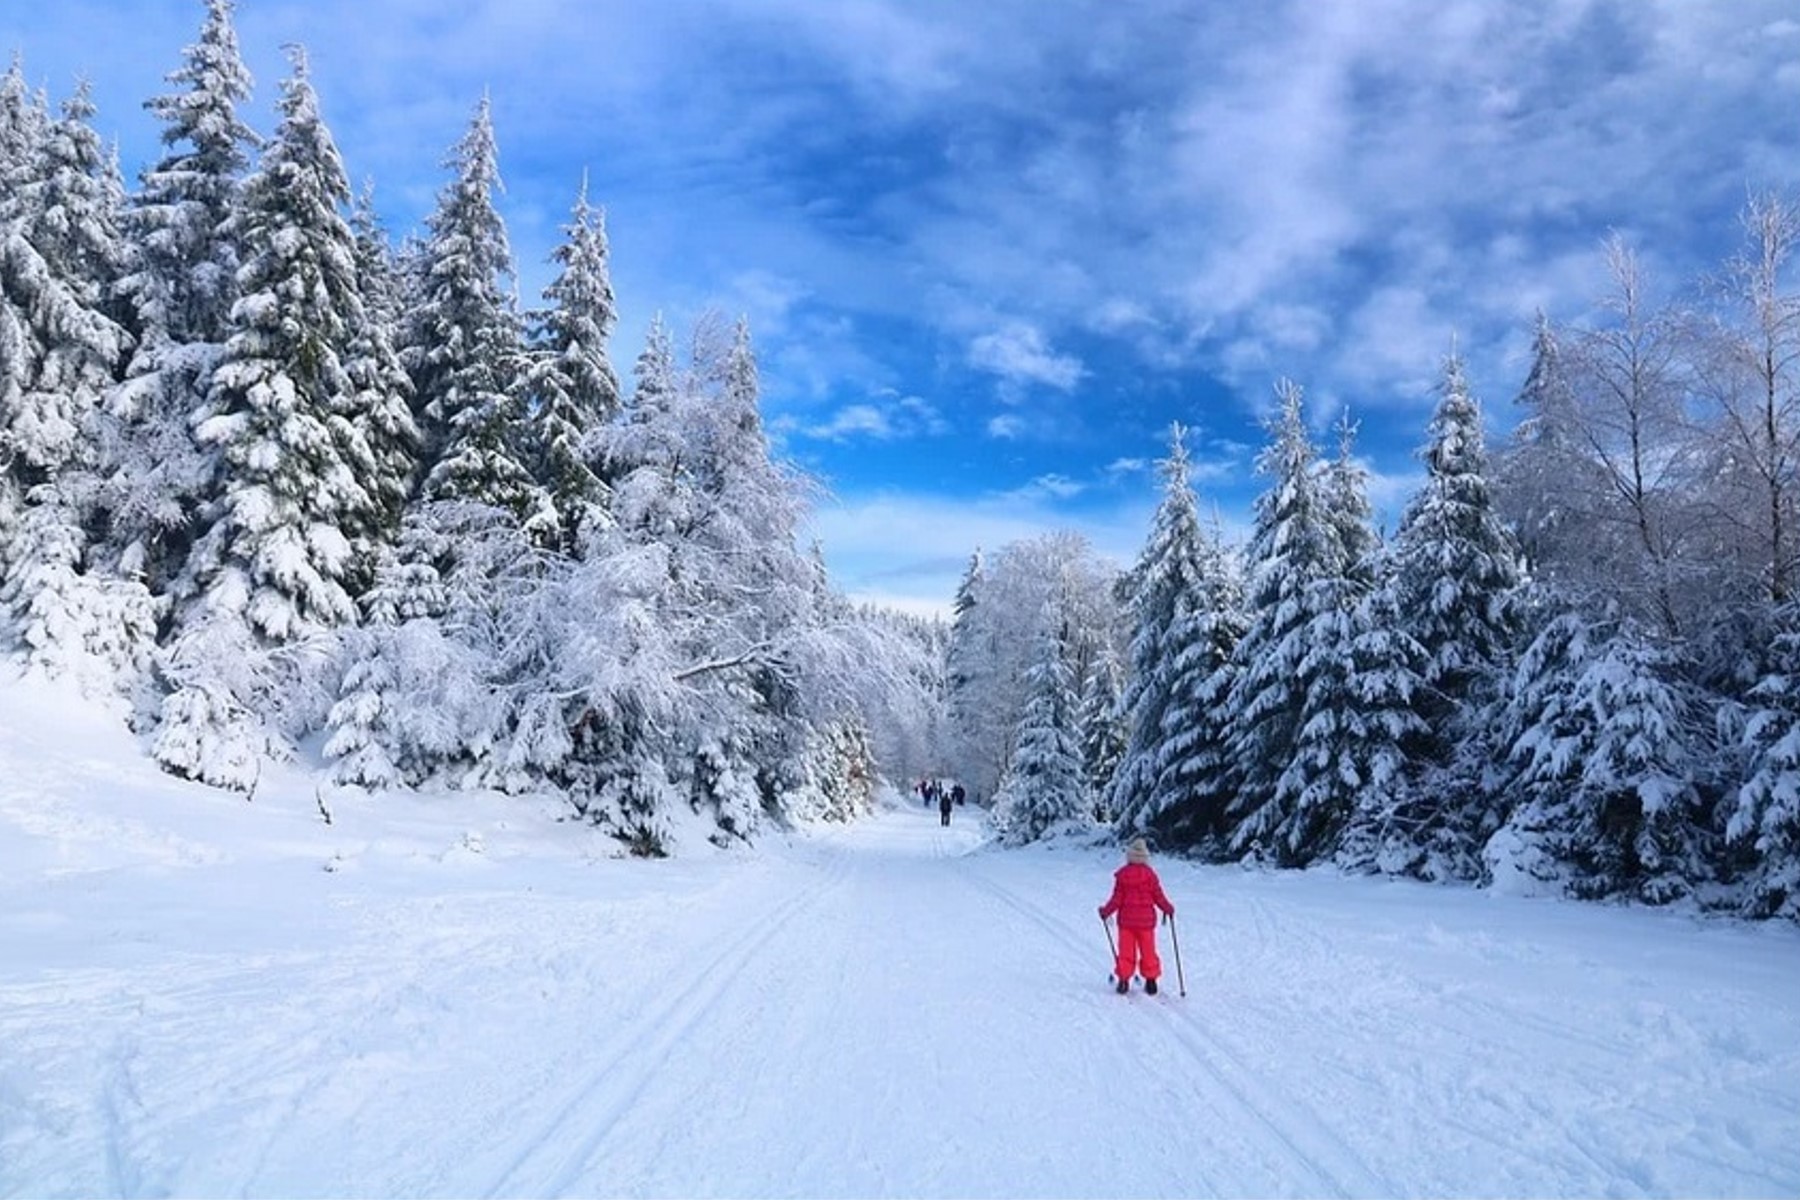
[944,222,1800,922]
[0,2,941,855]
[4,2,1797,920]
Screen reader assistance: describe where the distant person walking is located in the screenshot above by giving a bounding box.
[1098,838,1175,994]
[938,784,954,826]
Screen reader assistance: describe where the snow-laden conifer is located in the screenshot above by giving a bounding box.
[156,49,379,782]
[105,0,258,592]
[1221,381,1338,862]
[1109,427,1246,852]
[1732,606,1800,918]
[177,48,376,643]
[993,609,1088,844]
[406,98,548,534]
[526,179,620,554]
[1488,612,1710,904]
[1109,425,1212,833]
[342,186,418,558]
[1275,417,1426,864]
[1078,644,1127,819]
[1388,353,1523,720]
[0,81,150,688]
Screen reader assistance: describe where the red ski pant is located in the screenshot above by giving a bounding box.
[1115,926,1162,983]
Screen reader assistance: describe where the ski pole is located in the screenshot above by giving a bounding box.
[1100,912,1118,979]
[1168,912,1187,997]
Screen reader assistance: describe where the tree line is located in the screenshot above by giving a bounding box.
[7,2,1797,917]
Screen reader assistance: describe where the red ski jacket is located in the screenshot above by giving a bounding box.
[1099,862,1174,931]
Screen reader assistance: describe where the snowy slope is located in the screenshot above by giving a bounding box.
[2,673,1797,1199]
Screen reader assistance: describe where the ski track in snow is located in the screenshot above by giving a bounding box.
[2,687,1799,1198]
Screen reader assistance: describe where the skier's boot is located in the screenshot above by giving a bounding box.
[1145,978,1158,995]
[1115,977,1129,994]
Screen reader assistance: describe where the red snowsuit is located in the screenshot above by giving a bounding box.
[1099,862,1175,984]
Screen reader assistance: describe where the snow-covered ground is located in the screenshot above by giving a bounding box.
[2,675,1797,1200]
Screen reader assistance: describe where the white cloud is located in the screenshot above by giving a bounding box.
[1001,474,1086,503]
[967,321,1083,391]
[806,404,895,441]
[798,392,949,442]
[986,414,1026,439]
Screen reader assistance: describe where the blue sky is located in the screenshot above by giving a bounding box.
[7,1,1800,616]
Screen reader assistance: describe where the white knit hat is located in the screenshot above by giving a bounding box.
[1126,837,1150,864]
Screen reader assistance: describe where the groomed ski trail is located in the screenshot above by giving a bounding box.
[3,793,1797,1198]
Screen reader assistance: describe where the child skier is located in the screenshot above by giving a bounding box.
[1098,837,1175,994]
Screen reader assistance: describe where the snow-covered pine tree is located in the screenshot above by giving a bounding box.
[104,0,258,593]
[993,607,1088,845]
[1389,353,1523,724]
[1732,605,1800,919]
[526,178,620,555]
[1,80,131,507]
[1221,381,1338,863]
[1109,425,1211,834]
[1077,643,1127,820]
[1494,313,1595,589]
[156,48,380,783]
[0,79,153,691]
[405,97,549,536]
[1488,611,1712,904]
[942,547,994,786]
[342,185,418,568]
[1274,414,1427,865]
[598,314,691,543]
[1341,354,1526,874]
[1144,512,1245,855]
[942,532,1118,808]
[579,315,826,844]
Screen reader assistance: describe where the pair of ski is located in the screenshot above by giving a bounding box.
[1100,912,1186,997]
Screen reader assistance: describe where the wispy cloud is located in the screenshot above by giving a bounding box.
[967,321,1084,391]
[796,392,949,442]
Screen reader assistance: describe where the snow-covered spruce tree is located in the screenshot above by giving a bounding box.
[993,607,1088,845]
[156,49,380,785]
[1732,605,1800,919]
[1221,380,1340,864]
[404,97,550,537]
[1389,353,1523,726]
[1487,611,1712,904]
[1275,415,1427,866]
[104,0,258,595]
[1352,355,1523,876]
[0,80,155,691]
[1144,513,1245,856]
[1109,425,1212,835]
[782,717,877,824]
[943,547,989,788]
[526,178,620,556]
[1078,642,1127,820]
[1495,313,1596,591]
[1108,425,1246,853]
[341,185,418,567]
